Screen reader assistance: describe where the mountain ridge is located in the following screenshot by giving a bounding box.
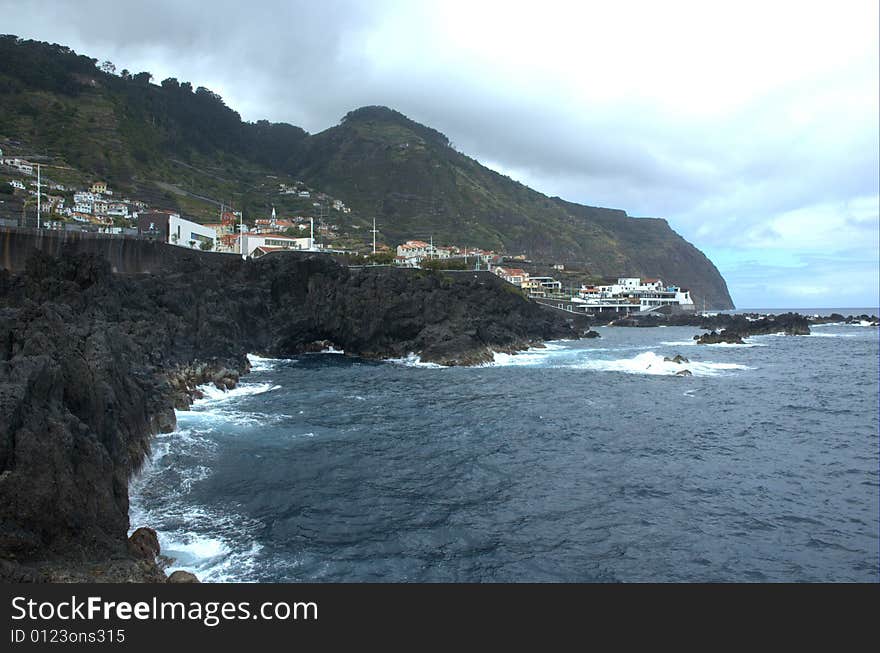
[0,35,734,308]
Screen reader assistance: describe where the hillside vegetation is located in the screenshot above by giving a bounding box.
[0,35,733,308]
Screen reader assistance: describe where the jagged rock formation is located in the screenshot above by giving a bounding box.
[695,330,745,345]
[0,249,588,580]
[692,313,811,344]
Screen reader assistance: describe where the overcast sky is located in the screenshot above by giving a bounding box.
[3,0,878,308]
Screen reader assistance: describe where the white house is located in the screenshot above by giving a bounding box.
[8,180,25,190]
[396,240,434,264]
[524,276,563,297]
[240,233,314,258]
[3,158,33,175]
[107,202,129,217]
[493,266,529,286]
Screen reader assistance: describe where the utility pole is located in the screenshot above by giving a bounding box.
[310,216,314,250]
[237,204,244,258]
[370,217,378,255]
[36,164,40,229]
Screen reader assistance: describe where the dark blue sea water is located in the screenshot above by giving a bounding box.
[130,320,880,582]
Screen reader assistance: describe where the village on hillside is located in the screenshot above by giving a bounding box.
[0,150,695,316]
[0,148,357,257]
[394,239,694,314]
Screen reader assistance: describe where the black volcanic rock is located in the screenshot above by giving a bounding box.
[128,527,160,559]
[695,330,745,345]
[692,313,810,345]
[0,250,584,578]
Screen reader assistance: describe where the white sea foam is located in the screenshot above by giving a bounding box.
[130,439,265,582]
[573,351,752,377]
[387,353,446,368]
[246,353,289,371]
[162,534,229,565]
[154,524,264,582]
[194,382,281,404]
[177,408,293,429]
[322,345,345,354]
[812,320,877,328]
[484,342,574,367]
[807,332,858,338]
[660,338,765,348]
[490,350,551,366]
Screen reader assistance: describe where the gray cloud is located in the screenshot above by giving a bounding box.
[2,0,877,308]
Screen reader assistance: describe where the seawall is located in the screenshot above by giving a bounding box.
[0,226,240,274]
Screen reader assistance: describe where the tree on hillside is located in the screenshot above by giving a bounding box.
[420,258,467,271]
[366,251,395,265]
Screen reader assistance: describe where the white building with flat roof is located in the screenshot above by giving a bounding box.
[578,277,694,313]
[167,214,217,249]
[240,233,314,258]
[137,211,217,249]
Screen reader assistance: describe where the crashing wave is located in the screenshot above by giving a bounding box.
[246,353,289,371]
[387,353,446,368]
[193,382,281,404]
[573,351,752,377]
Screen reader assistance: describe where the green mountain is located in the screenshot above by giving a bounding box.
[0,35,734,308]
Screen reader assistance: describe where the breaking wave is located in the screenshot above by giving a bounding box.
[660,339,765,348]
[488,342,572,367]
[573,351,752,377]
[246,353,290,371]
[195,382,281,404]
[130,423,265,580]
[387,353,446,368]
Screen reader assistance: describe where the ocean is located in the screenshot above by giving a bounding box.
[129,318,880,582]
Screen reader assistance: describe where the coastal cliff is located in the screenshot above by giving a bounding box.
[0,249,587,581]
[1,38,735,309]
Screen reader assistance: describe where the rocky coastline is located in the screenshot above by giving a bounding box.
[604,310,877,344]
[0,250,592,582]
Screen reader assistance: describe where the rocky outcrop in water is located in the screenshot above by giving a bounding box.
[693,313,810,344]
[167,570,200,583]
[0,250,587,581]
[695,330,745,345]
[808,313,879,327]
